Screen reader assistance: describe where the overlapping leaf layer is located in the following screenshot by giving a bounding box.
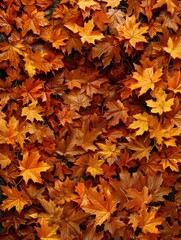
[0,0,180,239]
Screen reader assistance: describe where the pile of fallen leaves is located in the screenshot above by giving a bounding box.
[0,0,181,239]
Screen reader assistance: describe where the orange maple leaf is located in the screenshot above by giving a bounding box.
[103,0,120,8]
[21,8,49,36]
[77,184,118,226]
[167,71,181,93]
[21,78,43,104]
[117,15,148,48]
[91,37,121,68]
[104,100,129,127]
[130,67,163,96]
[125,136,152,160]
[75,119,102,151]
[125,186,153,211]
[0,116,19,145]
[1,186,28,214]
[163,37,181,59]
[0,40,26,68]
[18,151,51,184]
[153,0,177,15]
[97,139,120,165]
[77,19,104,44]
[21,100,43,122]
[35,218,60,239]
[78,0,99,10]
[63,89,91,110]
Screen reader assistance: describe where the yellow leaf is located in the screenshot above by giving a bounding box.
[0,117,19,145]
[78,0,98,10]
[117,15,148,48]
[78,19,104,44]
[0,152,11,169]
[87,154,104,177]
[1,186,28,214]
[130,67,163,95]
[141,208,163,234]
[161,156,180,171]
[21,100,43,122]
[129,112,150,136]
[36,218,60,240]
[19,151,51,184]
[146,88,174,114]
[103,0,120,8]
[97,139,120,165]
[24,55,36,77]
[163,37,181,59]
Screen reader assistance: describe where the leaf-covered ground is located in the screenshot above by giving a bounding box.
[0,0,181,239]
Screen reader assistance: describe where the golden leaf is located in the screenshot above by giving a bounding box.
[130,67,163,96]
[78,19,104,44]
[19,151,51,184]
[163,37,181,59]
[1,186,28,214]
[21,100,43,122]
[86,154,104,177]
[146,88,174,114]
[117,15,148,48]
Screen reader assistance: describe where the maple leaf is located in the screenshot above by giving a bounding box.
[35,218,60,240]
[0,7,15,35]
[21,8,49,36]
[63,89,91,110]
[75,119,102,151]
[18,151,51,184]
[86,154,104,177]
[1,186,28,214]
[102,0,120,8]
[106,9,125,34]
[97,139,120,165]
[92,10,111,31]
[0,40,26,68]
[56,106,80,126]
[78,0,99,10]
[21,100,43,122]
[77,184,118,226]
[91,37,121,68]
[40,26,68,49]
[0,116,20,145]
[24,54,37,77]
[66,37,82,54]
[153,0,177,14]
[21,78,43,104]
[168,72,181,93]
[77,19,104,44]
[130,67,163,96]
[160,146,181,172]
[129,112,150,136]
[146,88,174,115]
[163,37,181,59]
[117,15,148,48]
[125,186,153,211]
[0,145,13,169]
[104,100,129,127]
[125,136,152,160]
[149,118,181,146]
[140,207,163,234]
